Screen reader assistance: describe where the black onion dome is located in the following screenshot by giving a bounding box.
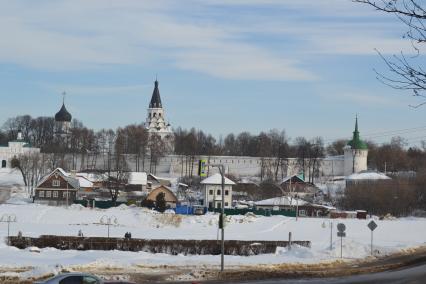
[55,103,72,122]
[149,80,162,108]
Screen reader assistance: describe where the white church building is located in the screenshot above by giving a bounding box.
[145,80,173,139]
[0,131,41,168]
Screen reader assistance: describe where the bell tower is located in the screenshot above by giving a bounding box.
[145,80,172,139]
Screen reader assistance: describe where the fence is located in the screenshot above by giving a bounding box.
[74,200,128,209]
[211,208,296,217]
[73,200,296,217]
[9,235,310,256]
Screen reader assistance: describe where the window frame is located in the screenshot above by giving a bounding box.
[52,179,61,187]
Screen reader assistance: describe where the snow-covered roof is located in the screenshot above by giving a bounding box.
[76,172,107,183]
[56,168,69,177]
[36,168,80,190]
[200,173,236,185]
[346,171,391,180]
[128,172,147,185]
[255,196,308,206]
[77,176,93,188]
[281,174,305,184]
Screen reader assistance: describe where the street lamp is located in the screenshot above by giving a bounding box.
[100,215,118,239]
[1,214,17,246]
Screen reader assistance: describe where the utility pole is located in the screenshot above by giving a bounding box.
[1,214,17,246]
[218,164,225,272]
[66,178,69,207]
[200,161,226,272]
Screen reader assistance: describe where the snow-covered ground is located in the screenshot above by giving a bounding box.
[0,168,425,280]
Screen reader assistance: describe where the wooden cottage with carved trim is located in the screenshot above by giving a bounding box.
[34,168,79,206]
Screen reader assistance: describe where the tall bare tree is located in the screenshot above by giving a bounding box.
[11,152,46,197]
[354,0,426,107]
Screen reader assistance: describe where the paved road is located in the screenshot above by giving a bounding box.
[211,263,426,284]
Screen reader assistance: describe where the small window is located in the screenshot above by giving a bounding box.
[216,202,221,209]
[225,190,229,196]
[1,160,6,168]
[217,190,221,195]
[46,191,51,198]
[52,179,60,187]
[63,192,69,198]
[39,191,44,198]
[209,189,213,195]
[53,191,58,198]
[225,202,229,207]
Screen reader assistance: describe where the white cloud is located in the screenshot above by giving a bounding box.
[0,0,414,80]
[0,0,315,80]
[320,90,406,108]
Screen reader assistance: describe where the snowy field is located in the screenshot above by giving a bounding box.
[0,168,425,280]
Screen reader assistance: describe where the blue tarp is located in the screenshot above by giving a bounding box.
[175,205,194,215]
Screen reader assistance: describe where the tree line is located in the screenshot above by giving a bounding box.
[2,115,426,178]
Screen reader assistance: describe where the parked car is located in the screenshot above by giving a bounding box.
[34,272,136,284]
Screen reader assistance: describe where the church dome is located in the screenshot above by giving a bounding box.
[55,103,72,122]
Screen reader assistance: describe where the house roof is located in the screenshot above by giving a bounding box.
[346,171,391,180]
[76,172,107,183]
[149,80,162,108]
[254,196,308,206]
[77,176,93,188]
[128,172,147,185]
[281,174,305,184]
[200,173,236,185]
[147,185,178,202]
[36,168,79,189]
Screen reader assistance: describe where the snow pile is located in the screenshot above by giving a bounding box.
[346,171,391,180]
[276,245,315,259]
[0,168,25,187]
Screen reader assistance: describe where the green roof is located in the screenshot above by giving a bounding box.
[347,117,368,150]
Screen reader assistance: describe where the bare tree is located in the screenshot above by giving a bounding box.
[11,152,46,196]
[354,0,426,107]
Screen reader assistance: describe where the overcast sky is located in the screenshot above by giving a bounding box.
[0,0,425,145]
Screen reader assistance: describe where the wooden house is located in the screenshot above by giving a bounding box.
[34,168,79,206]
